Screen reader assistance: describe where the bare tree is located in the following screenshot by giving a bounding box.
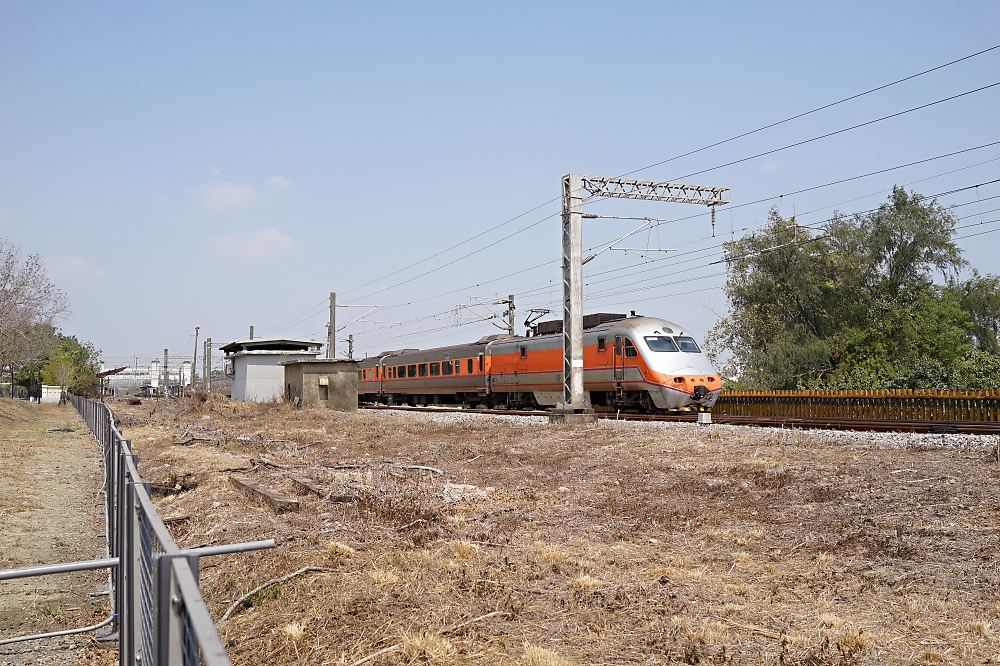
[0,238,70,395]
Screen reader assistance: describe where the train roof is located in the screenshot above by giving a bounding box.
[358,340,489,366]
[358,316,694,365]
[524,315,688,337]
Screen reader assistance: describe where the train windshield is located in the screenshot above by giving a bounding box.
[674,336,702,353]
[644,336,679,352]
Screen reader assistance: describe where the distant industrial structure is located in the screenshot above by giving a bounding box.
[101,360,192,396]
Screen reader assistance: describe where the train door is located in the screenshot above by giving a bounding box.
[613,335,624,382]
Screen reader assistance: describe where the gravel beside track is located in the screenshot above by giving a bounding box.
[364,406,1000,450]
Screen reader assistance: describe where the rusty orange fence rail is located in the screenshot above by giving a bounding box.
[714,389,1000,422]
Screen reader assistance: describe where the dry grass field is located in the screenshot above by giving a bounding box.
[111,394,1000,665]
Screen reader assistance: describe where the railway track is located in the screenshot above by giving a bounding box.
[364,404,1000,435]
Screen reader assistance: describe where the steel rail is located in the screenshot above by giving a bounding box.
[362,405,1000,435]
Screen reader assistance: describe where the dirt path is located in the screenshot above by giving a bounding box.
[0,401,110,665]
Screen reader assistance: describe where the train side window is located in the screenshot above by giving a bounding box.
[598,337,606,351]
[407,365,416,378]
[442,360,453,375]
[467,358,473,374]
[624,338,637,358]
[478,354,484,372]
[520,346,527,359]
[429,362,440,376]
[614,335,622,356]
[454,360,461,374]
[357,370,362,380]
[418,364,428,377]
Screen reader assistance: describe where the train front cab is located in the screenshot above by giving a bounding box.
[595,319,720,411]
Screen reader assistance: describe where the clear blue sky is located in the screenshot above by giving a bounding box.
[3,2,999,364]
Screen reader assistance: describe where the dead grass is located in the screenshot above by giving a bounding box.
[520,644,571,666]
[112,394,1000,665]
[400,632,456,663]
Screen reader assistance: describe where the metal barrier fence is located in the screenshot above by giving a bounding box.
[71,395,231,666]
[714,389,1000,421]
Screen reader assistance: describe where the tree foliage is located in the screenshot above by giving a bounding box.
[0,238,70,388]
[21,333,101,397]
[707,187,1000,389]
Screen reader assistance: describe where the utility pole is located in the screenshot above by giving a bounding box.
[163,349,169,397]
[559,174,585,418]
[492,294,515,336]
[192,326,200,389]
[205,338,212,392]
[249,325,254,341]
[327,292,336,358]
[553,175,730,423]
[347,334,354,360]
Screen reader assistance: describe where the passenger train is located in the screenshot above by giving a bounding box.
[357,313,721,412]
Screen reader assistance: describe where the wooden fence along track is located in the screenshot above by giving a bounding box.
[714,389,1000,422]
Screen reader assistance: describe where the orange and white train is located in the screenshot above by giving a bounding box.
[357,313,721,412]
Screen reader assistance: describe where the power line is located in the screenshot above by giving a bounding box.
[347,140,1000,310]
[669,81,1000,182]
[621,43,1000,178]
[493,156,1000,300]
[239,67,1000,347]
[335,45,1000,304]
[338,167,1000,352]
[955,217,1000,239]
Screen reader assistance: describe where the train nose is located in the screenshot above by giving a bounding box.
[692,385,710,402]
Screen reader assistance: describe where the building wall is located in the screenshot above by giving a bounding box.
[41,385,62,404]
[284,361,358,412]
[232,352,318,402]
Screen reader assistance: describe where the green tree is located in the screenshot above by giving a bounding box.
[17,332,100,397]
[708,187,994,389]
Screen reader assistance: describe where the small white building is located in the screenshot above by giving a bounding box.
[41,385,63,404]
[220,338,324,402]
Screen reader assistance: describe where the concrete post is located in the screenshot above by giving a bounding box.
[328,292,336,358]
[163,349,168,396]
[205,338,212,392]
[562,175,586,410]
[192,326,199,388]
